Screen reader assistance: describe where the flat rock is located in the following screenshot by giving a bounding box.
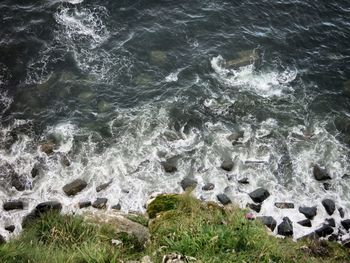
[246,203,261,213]
[63,179,87,196]
[249,188,270,203]
[275,202,294,209]
[341,219,350,230]
[221,160,234,171]
[202,183,215,191]
[78,201,91,209]
[180,177,197,191]
[238,177,249,184]
[257,216,277,231]
[322,199,335,215]
[5,225,15,233]
[299,206,317,219]
[278,217,293,237]
[217,194,231,205]
[96,180,112,192]
[3,200,24,211]
[313,165,331,181]
[92,198,108,209]
[298,219,312,227]
[315,225,334,237]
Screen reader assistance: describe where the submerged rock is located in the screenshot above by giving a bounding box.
[298,219,312,227]
[63,179,87,196]
[274,202,294,209]
[96,180,112,192]
[31,163,43,178]
[180,177,197,191]
[60,155,71,167]
[341,219,350,230]
[315,225,334,237]
[313,165,331,181]
[40,142,55,155]
[323,183,331,190]
[5,225,15,233]
[257,216,277,231]
[3,200,24,211]
[92,198,108,209]
[150,50,167,65]
[161,162,177,173]
[227,131,244,145]
[11,173,26,191]
[249,188,270,203]
[202,183,215,191]
[246,203,261,213]
[220,160,234,171]
[216,194,231,205]
[299,206,317,219]
[277,217,293,237]
[237,177,249,184]
[322,199,335,215]
[226,50,258,68]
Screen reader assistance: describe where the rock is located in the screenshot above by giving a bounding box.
[112,203,121,210]
[237,177,249,184]
[249,188,270,203]
[92,198,108,209]
[278,217,293,237]
[338,207,345,218]
[78,91,94,101]
[96,180,112,192]
[334,116,350,134]
[78,201,91,209]
[202,183,215,191]
[328,234,339,242]
[322,199,335,215]
[11,173,26,191]
[40,142,55,155]
[220,160,234,171]
[298,219,312,227]
[257,216,277,231]
[61,155,71,166]
[0,235,5,245]
[299,206,317,219]
[342,174,350,179]
[180,177,198,191]
[35,201,62,214]
[342,239,350,248]
[341,219,350,230]
[315,225,334,237]
[3,200,24,211]
[31,163,42,178]
[313,165,331,181]
[274,202,294,209]
[161,162,177,173]
[325,218,336,227]
[5,225,15,233]
[226,50,258,68]
[216,194,231,205]
[150,50,167,65]
[323,183,331,190]
[227,131,244,145]
[63,179,87,196]
[246,203,261,213]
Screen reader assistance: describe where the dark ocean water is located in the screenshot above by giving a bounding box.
[0,0,350,239]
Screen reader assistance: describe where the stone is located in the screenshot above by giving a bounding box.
[227,131,244,145]
[180,177,198,191]
[11,173,26,191]
[96,180,112,192]
[277,217,293,237]
[325,218,336,227]
[161,162,177,173]
[298,219,312,227]
[342,239,350,248]
[40,142,55,155]
[112,203,121,210]
[246,203,261,213]
[35,201,62,214]
[342,174,350,179]
[5,225,15,233]
[3,200,24,211]
[249,188,270,203]
[0,235,5,245]
[217,194,231,205]
[341,219,350,230]
[323,183,331,190]
[78,201,91,209]
[257,216,277,231]
[322,199,335,215]
[315,225,334,237]
[313,165,331,181]
[299,206,317,219]
[338,207,345,218]
[328,234,339,242]
[63,179,87,196]
[221,160,234,171]
[274,202,294,209]
[238,178,249,184]
[202,183,215,191]
[92,198,108,209]
[61,155,71,166]
[31,163,42,178]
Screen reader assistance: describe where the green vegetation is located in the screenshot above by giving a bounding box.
[0,194,349,263]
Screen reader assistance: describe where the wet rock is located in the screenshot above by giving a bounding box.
[97,100,112,112]
[161,162,177,173]
[61,155,71,167]
[313,165,331,181]
[3,200,24,211]
[112,203,121,210]
[274,202,294,209]
[31,163,42,178]
[92,198,108,209]
[246,203,261,213]
[78,201,91,209]
[5,225,15,233]
[0,235,5,245]
[35,201,62,214]
[342,239,350,248]
[341,219,350,231]
[299,206,317,219]
[11,173,26,191]
[227,131,244,145]
[328,234,339,242]
[180,177,197,191]
[78,91,94,101]
[315,225,334,237]
[216,194,231,205]
[150,50,167,64]
[338,207,345,218]
[322,199,335,215]
[202,183,215,191]
[342,174,350,179]
[249,188,270,203]
[237,177,249,184]
[96,180,112,192]
[63,179,87,196]
[323,183,331,190]
[220,160,234,171]
[226,50,258,68]
[334,116,350,134]
[257,216,277,231]
[298,219,312,227]
[40,142,55,155]
[277,217,293,237]
[325,218,335,227]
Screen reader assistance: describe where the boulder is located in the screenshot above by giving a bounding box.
[31,163,42,178]
[257,216,277,231]
[180,177,197,191]
[315,225,334,237]
[220,160,234,171]
[61,155,71,167]
[161,162,177,173]
[338,207,345,218]
[298,219,312,227]
[11,173,26,191]
[78,201,91,209]
[342,174,350,179]
[246,203,261,213]
[226,50,258,68]
[322,199,335,215]
[112,203,121,210]
[40,142,55,155]
[96,180,112,192]
[299,206,317,219]
[216,194,231,205]
[323,183,331,190]
[202,183,215,191]
[237,178,249,184]
[5,225,15,233]
[35,201,62,214]
[342,239,350,248]
[92,198,108,209]
[274,202,294,209]
[150,50,167,65]
[249,188,270,203]
[63,179,87,196]
[313,165,331,181]
[325,218,336,227]
[3,200,24,211]
[1,163,25,191]
[277,217,293,237]
[341,219,350,231]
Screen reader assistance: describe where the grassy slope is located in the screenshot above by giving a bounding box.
[0,194,349,263]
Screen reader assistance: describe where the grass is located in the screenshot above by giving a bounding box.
[0,194,349,263]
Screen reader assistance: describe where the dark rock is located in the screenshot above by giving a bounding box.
[202,183,215,191]
[0,163,25,191]
[217,194,231,205]
[249,188,270,203]
[297,232,317,241]
[257,216,277,231]
[161,162,177,173]
[35,201,62,214]
[277,217,293,237]
[338,207,345,218]
[246,203,261,213]
[342,239,350,248]
[63,179,87,196]
[313,165,331,181]
[3,200,24,211]
[299,206,317,219]
[40,142,55,155]
[78,201,91,209]
[5,225,15,233]
[328,234,339,242]
[92,198,108,209]
[0,235,5,245]
[11,173,26,191]
[221,160,234,171]
[298,219,312,227]
[323,183,331,190]
[111,203,121,210]
[31,163,42,178]
[238,177,249,184]
[275,202,294,209]
[325,218,335,227]
[322,199,335,215]
[96,180,112,192]
[180,177,198,191]
[342,174,350,179]
[341,219,350,231]
[227,131,244,145]
[315,225,334,237]
[335,116,350,134]
[61,155,71,166]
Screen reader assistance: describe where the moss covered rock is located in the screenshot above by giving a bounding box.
[146,194,181,219]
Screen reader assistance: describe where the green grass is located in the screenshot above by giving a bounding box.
[0,194,349,263]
